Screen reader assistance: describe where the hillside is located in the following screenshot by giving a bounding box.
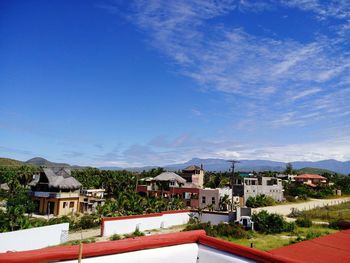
[297,167,339,175]
[25,157,70,167]
[0,157,24,167]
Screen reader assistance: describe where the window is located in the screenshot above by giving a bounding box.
[170,181,175,186]
[63,202,67,208]
[211,197,215,204]
[69,202,74,208]
[202,196,206,204]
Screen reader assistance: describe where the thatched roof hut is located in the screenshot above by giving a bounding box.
[29,168,82,190]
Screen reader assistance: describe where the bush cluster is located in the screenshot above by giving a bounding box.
[28,214,100,231]
[252,210,295,234]
[184,222,250,239]
[124,228,145,238]
[246,195,276,208]
[329,219,350,230]
[295,217,313,228]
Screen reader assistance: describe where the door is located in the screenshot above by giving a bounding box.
[47,201,55,215]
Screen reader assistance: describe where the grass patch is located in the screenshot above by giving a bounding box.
[222,226,337,251]
[295,201,350,222]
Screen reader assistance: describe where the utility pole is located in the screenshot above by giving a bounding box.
[227,160,239,211]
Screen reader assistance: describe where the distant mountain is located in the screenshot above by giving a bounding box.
[291,159,350,175]
[105,158,350,175]
[25,157,70,167]
[2,156,350,174]
[99,166,124,171]
[0,157,24,166]
[0,157,86,169]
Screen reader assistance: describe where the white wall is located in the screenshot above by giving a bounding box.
[161,212,190,228]
[104,216,162,236]
[103,211,229,237]
[199,212,229,225]
[62,243,199,263]
[198,245,256,263]
[61,244,256,263]
[103,212,190,236]
[0,223,69,252]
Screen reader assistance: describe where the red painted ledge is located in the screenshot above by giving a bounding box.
[198,235,301,263]
[0,230,205,263]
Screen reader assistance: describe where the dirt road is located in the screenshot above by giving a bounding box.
[253,197,350,217]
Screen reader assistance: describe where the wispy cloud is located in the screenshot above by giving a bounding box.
[94,0,350,165]
[291,87,321,101]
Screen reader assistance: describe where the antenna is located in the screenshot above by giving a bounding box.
[227,160,240,211]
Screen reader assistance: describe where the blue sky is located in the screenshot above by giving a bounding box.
[1,0,350,167]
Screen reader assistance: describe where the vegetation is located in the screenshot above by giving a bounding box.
[63,237,96,246]
[252,210,295,234]
[246,195,276,208]
[0,158,24,167]
[295,217,313,228]
[228,225,336,251]
[109,234,122,241]
[289,202,350,222]
[124,228,145,238]
[184,221,251,239]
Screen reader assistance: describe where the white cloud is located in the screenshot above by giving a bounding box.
[291,87,321,100]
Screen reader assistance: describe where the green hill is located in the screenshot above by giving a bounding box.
[0,157,24,167]
[297,167,340,175]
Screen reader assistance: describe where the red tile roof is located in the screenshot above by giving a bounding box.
[295,174,327,180]
[270,230,350,263]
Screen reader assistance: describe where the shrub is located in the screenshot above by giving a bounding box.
[78,214,99,229]
[125,228,145,238]
[110,234,121,241]
[252,210,295,234]
[296,217,313,228]
[329,219,350,230]
[183,221,249,239]
[246,195,276,208]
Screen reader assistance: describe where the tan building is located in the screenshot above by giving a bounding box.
[29,168,82,216]
[181,165,205,188]
[199,188,220,210]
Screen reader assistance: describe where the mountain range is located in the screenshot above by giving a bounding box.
[101,158,350,175]
[1,157,349,175]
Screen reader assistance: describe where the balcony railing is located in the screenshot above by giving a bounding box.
[29,191,79,198]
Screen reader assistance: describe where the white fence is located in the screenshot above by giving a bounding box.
[102,211,230,237]
[102,211,191,236]
[0,223,69,252]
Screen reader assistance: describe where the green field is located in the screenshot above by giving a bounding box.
[298,201,350,221]
[220,226,337,251]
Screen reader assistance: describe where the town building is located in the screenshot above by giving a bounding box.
[181,165,205,188]
[233,176,284,205]
[137,172,200,208]
[28,168,82,216]
[79,189,105,214]
[294,174,328,187]
[199,188,220,210]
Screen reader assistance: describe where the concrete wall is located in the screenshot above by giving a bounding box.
[0,223,69,252]
[198,244,256,263]
[102,211,231,237]
[199,212,229,225]
[102,211,191,236]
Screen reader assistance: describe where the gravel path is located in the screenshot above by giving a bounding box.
[253,197,350,217]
